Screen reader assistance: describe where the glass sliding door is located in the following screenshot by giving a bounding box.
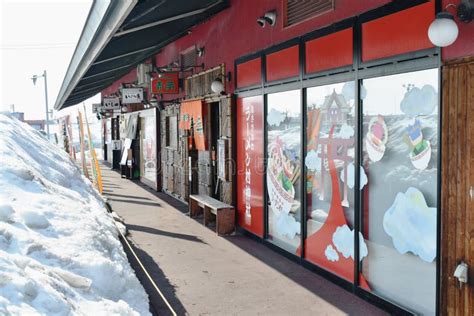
[360,69,439,315]
[266,90,302,253]
[304,82,363,283]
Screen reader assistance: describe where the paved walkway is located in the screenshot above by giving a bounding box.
[101,165,387,316]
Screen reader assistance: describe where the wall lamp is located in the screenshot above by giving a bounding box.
[211,72,232,95]
[428,0,473,47]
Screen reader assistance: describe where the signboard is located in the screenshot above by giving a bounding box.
[236,96,264,237]
[112,140,122,150]
[120,138,132,165]
[217,139,228,180]
[92,103,101,113]
[122,88,144,104]
[103,97,120,110]
[151,73,179,94]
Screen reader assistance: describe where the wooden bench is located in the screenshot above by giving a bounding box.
[189,194,235,235]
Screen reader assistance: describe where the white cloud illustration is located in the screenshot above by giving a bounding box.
[325,244,339,262]
[275,212,300,240]
[305,150,321,173]
[336,124,354,139]
[267,108,286,127]
[383,187,437,263]
[332,224,368,261]
[400,85,437,117]
[342,82,367,101]
[340,163,367,190]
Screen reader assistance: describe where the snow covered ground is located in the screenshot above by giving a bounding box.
[0,114,150,315]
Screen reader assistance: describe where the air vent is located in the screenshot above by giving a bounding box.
[180,46,197,70]
[284,0,334,27]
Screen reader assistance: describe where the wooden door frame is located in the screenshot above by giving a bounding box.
[441,55,474,315]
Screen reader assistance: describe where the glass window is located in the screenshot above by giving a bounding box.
[361,69,438,315]
[304,82,358,282]
[266,90,302,253]
[140,109,158,186]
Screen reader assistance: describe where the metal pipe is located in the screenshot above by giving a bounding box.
[43,70,50,139]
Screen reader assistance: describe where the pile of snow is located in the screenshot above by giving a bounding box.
[0,114,150,315]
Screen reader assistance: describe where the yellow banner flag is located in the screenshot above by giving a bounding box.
[83,104,103,194]
[77,111,90,180]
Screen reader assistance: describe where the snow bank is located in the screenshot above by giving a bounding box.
[0,114,150,315]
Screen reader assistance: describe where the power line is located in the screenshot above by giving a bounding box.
[0,43,76,50]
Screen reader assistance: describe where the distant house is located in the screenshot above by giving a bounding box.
[25,120,46,131]
[320,90,351,127]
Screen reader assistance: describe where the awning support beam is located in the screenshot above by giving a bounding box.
[82,63,134,80]
[114,0,223,37]
[92,44,158,66]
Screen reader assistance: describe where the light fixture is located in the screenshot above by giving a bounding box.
[149,96,159,107]
[121,105,128,112]
[428,11,459,47]
[428,1,473,47]
[211,78,224,94]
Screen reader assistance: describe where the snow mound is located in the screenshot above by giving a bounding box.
[0,204,15,222]
[383,187,437,263]
[0,114,150,315]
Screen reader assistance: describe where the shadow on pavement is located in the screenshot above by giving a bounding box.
[104,192,152,201]
[107,198,162,208]
[121,236,188,316]
[127,224,207,245]
[225,234,388,316]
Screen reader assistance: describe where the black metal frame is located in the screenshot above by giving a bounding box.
[233,1,441,315]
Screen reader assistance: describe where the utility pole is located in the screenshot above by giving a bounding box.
[31,70,50,139]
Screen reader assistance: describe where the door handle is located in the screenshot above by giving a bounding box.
[470,186,474,200]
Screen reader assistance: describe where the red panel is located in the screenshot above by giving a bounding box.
[237,57,261,88]
[266,45,299,82]
[236,96,264,237]
[442,0,474,61]
[305,28,353,73]
[362,1,435,62]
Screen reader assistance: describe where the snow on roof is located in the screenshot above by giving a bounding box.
[0,114,150,315]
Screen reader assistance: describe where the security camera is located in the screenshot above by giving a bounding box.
[264,11,277,26]
[257,17,266,27]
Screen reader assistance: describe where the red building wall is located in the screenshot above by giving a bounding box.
[442,0,474,60]
[102,0,474,97]
[103,0,391,97]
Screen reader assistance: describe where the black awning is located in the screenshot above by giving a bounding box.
[55,0,228,110]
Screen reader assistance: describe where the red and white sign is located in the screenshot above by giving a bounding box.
[151,73,179,94]
[236,96,264,237]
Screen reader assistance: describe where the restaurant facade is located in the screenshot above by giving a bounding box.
[56,0,474,314]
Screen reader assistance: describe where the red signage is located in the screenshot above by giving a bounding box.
[151,73,179,94]
[236,96,264,237]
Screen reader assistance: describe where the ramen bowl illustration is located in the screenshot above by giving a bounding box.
[267,142,296,216]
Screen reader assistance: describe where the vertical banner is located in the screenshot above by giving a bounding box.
[83,104,103,194]
[179,100,207,150]
[65,115,76,160]
[236,96,264,237]
[77,111,90,179]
